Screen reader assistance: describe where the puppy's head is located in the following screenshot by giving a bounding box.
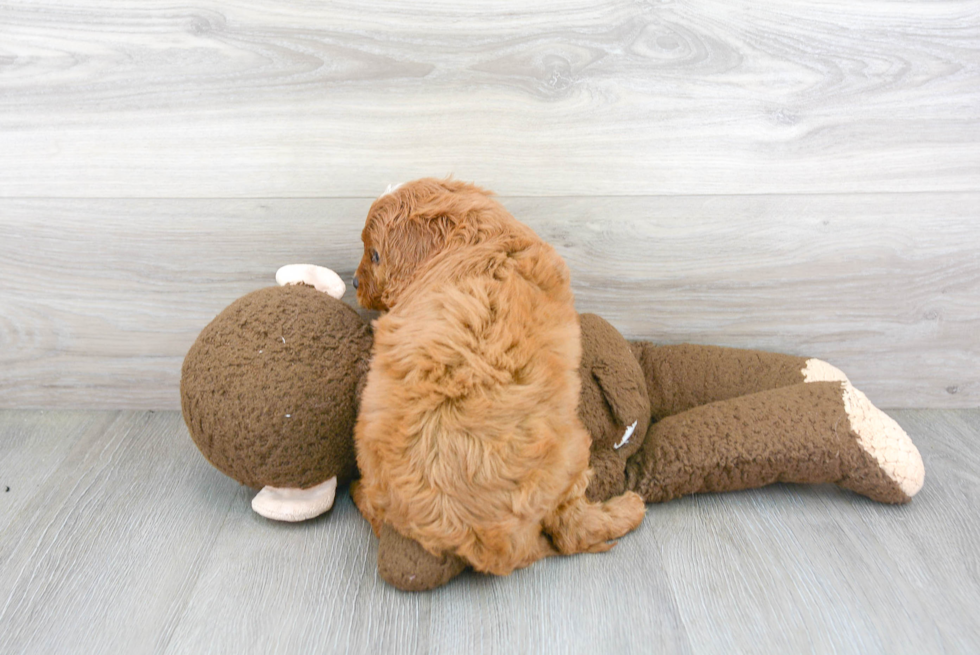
[354,177,497,311]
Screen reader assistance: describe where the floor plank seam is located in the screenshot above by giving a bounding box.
[155,479,239,655]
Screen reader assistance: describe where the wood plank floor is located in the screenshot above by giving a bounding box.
[1,409,978,654]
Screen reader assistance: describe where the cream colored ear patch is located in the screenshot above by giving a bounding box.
[276,264,346,299]
[802,358,849,383]
[251,476,338,522]
[842,384,925,498]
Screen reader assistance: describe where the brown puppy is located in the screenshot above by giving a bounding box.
[352,178,645,576]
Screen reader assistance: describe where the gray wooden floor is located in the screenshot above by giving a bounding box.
[1,409,978,654]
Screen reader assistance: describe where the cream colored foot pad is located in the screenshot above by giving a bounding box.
[843,384,925,498]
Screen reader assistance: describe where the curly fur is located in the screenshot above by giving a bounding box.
[352,178,645,576]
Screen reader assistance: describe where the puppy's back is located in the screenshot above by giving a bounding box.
[356,231,587,569]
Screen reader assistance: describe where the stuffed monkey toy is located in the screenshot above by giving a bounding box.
[181,267,924,591]
[180,265,371,521]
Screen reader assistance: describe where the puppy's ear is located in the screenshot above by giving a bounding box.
[379,214,456,307]
[390,214,455,267]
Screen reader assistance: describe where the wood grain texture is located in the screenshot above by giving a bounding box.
[0,411,237,655]
[1,0,978,197]
[1,409,978,654]
[0,410,116,538]
[2,193,977,409]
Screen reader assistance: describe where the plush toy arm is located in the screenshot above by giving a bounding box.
[586,450,629,502]
[625,381,924,504]
[629,342,848,421]
[590,364,650,439]
[377,523,468,592]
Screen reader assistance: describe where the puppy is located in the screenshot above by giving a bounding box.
[352,178,645,576]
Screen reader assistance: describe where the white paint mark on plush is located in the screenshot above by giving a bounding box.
[251,476,338,522]
[841,383,924,497]
[614,421,638,450]
[802,358,849,383]
[276,264,346,299]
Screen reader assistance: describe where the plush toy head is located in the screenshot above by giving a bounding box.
[180,281,373,492]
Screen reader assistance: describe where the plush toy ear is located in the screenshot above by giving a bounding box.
[276,264,346,299]
[591,363,650,443]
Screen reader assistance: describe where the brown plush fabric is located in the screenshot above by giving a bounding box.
[180,284,373,489]
[624,381,910,504]
[577,314,651,502]
[629,342,809,421]
[377,523,468,592]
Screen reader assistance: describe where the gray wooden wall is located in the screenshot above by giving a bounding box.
[1,0,978,409]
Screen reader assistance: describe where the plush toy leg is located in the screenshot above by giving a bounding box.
[629,342,848,421]
[625,381,924,504]
[251,476,338,521]
[377,523,468,592]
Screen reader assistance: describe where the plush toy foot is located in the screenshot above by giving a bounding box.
[275,264,346,299]
[770,359,923,499]
[802,362,924,499]
[251,476,338,521]
[802,358,849,383]
[377,523,468,592]
[625,381,924,505]
[838,382,924,501]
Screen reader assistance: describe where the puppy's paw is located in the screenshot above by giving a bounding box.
[584,540,618,554]
[603,490,646,535]
[580,493,645,553]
